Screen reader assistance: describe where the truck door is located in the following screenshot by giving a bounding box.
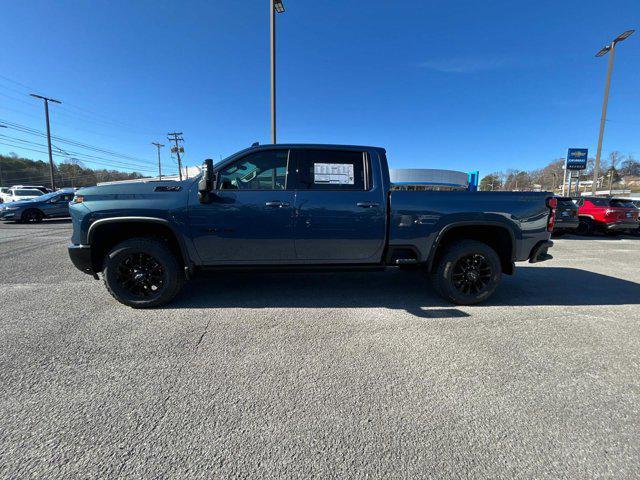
[290,148,386,263]
[189,149,296,264]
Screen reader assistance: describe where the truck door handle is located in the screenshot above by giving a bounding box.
[356,202,379,208]
[265,201,290,208]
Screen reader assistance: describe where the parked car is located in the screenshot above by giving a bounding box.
[0,187,11,203]
[551,196,579,237]
[617,199,640,236]
[575,196,639,235]
[68,143,555,308]
[10,185,50,194]
[0,189,75,223]
[4,188,45,203]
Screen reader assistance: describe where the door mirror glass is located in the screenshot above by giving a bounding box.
[198,159,215,203]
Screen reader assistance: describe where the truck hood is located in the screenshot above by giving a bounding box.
[76,177,198,197]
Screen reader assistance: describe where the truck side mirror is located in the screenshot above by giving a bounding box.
[198,159,216,203]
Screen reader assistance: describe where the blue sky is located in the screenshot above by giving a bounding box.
[0,0,638,178]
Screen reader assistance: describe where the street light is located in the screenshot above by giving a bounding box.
[591,29,635,195]
[270,0,285,144]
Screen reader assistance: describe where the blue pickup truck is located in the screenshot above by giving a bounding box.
[68,144,555,308]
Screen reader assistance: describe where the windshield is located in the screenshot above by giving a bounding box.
[14,189,43,197]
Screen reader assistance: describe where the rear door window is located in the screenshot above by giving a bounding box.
[290,149,369,191]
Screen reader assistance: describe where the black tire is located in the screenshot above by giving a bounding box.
[102,237,184,308]
[576,218,593,236]
[431,240,502,305]
[21,209,44,223]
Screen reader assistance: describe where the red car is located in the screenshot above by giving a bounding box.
[575,197,639,235]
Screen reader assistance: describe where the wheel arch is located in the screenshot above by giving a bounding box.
[87,217,191,275]
[427,221,516,275]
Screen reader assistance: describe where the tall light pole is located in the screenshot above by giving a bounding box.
[151,142,165,180]
[0,124,6,187]
[271,0,285,144]
[30,93,61,190]
[591,29,635,195]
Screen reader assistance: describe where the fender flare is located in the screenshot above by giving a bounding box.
[87,216,193,275]
[426,220,517,272]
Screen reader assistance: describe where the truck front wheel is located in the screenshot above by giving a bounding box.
[102,237,184,308]
[431,240,501,305]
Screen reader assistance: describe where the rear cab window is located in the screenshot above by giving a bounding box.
[290,149,371,191]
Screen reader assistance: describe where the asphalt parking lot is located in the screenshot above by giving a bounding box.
[1,220,639,479]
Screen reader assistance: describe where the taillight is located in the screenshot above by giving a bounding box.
[546,197,557,232]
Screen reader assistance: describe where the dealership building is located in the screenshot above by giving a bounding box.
[390,169,479,191]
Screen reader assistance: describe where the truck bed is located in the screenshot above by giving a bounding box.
[388,190,551,263]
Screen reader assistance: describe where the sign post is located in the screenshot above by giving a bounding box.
[565,148,588,196]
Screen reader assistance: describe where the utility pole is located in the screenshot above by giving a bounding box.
[592,29,635,195]
[151,142,165,180]
[271,0,285,144]
[167,132,184,181]
[30,94,61,190]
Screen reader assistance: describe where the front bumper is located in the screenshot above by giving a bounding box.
[0,210,19,220]
[604,221,639,231]
[529,240,553,263]
[68,244,94,275]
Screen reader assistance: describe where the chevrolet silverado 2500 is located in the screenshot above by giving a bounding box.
[68,144,555,308]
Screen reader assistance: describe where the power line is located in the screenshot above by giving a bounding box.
[0,138,157,173]
[0,134,155,171]
[0,75,164,137]
[0,119,156,168]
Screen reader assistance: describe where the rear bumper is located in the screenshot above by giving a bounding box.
[529,240,553,264]
[604,221,638,231]
[554,219,579,230]
[68,244,94,275]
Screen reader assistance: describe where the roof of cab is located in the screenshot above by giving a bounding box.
[245,143,386,153]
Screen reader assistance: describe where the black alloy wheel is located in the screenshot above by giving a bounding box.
[102,237,184,308]
[431,240,502,305]
[116,252,165,298]
[451,253,493,296]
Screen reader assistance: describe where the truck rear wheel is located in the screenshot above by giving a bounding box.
[102,237,184,308]
[431,240,501,305]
